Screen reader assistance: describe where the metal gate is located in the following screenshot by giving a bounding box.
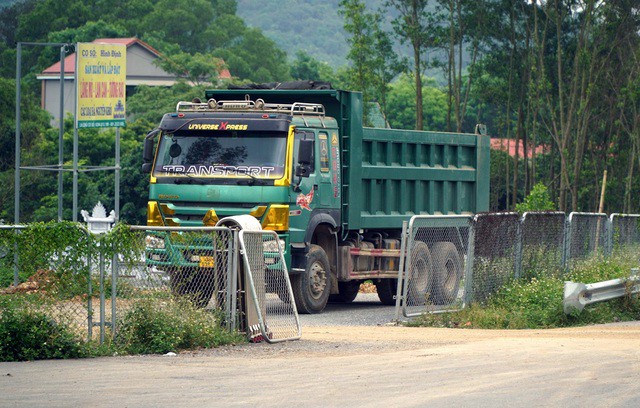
[238,230,301,343]
[396,215,473,318]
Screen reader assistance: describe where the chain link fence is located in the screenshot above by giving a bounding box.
[398,212,640,318]
[1,224,299,345]
[0,223,95,340]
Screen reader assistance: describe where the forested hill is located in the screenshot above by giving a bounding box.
[237,0,351,67]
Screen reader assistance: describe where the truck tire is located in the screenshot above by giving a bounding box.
[169,267,214,308]
[375,279,397,305]
[431,242,463,305]
[406,241,434,306]
[291,244,331,314]
[329,281,361,303]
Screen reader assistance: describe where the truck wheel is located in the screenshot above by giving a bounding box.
[329,281,361,303]
[291,244,331,314]
[406,241,434,306]
[169,267,214,308]
[375,279,397,305]
[431,242,463,305]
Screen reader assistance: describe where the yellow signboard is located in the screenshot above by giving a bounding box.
[75,42,126,128]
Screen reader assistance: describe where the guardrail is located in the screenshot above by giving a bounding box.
[563,268,640,314]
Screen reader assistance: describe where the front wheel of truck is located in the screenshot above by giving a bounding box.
[291,244,331,314]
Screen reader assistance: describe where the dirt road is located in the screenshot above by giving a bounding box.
[2,323,640,407]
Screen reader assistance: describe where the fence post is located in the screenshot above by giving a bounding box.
[99,249,105,345]
[111,253,117,338]
[514,214,524,280]
[85,228,93,342]
[562,214,572,271]
[463,216,477,307]
[229,230,239,331]
[606,214,615,258]
[394,221,409,322]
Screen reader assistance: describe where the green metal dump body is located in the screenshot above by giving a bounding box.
[204,88,490,231]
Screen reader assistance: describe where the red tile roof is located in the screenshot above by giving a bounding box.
[490,138,549,158]
[41,38,159,75]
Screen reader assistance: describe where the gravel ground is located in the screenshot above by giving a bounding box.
[300,292,398,327]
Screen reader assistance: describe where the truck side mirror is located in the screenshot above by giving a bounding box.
[142,129,160,173]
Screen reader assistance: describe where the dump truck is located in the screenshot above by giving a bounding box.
[142,84,490,313]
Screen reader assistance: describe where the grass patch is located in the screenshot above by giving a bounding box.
[411,257,640,329]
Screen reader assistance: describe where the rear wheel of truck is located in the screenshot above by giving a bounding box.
[406,241,434,306]
[329,281,361,303]
[375,279,397,305]
[291,244,331,314]
[169,267,214,308]
[431,242,463,305]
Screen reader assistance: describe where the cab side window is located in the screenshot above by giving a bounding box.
[293,130,315,175]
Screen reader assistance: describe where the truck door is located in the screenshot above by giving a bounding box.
[291,130,317,212]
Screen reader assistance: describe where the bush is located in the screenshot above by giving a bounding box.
[0,307,84,361]
[515,183,555,213]
[116,298,241,354]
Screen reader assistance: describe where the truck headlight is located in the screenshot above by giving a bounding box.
[263,239,286,253]
[263,239,285,265]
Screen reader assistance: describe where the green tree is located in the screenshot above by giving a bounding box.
[214,27,291,83]
[290,51,338,85]
[386,74,448,131]
[386,0,438,130]
[515,182,555,213]
[158,52,227,86]
[340,0,401,125]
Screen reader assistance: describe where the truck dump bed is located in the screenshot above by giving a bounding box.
[204,88,490,231]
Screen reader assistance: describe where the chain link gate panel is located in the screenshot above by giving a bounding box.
[465,213,521,305]
[398,215,472,318]
[566,213,609,267]
[520,212,566,279]
[609,214,640,261]
[120,226,238,334]
[239,230,301,343]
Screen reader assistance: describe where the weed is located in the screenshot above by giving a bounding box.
[413,258,640,329]
[116,297,242,355]
[0,307,85,361]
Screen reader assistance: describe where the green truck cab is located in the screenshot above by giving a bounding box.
[142,88,490,313]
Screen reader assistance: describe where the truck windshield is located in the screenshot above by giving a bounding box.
[153,131,287,179]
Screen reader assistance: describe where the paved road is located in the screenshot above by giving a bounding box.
[2,294,640,407]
